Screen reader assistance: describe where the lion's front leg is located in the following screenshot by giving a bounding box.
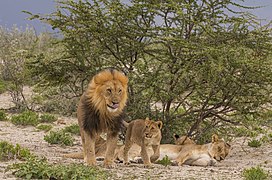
[150,145,160,162]
[83,131,96,166]
[141,142,151,168]
[104,131,118,168]
[176,152,191,166]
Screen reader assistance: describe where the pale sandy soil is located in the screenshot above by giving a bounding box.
[0,90,271,180]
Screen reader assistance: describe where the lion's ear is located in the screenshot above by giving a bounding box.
[212,134,219,143]
[156,121,163,129]
[173,134,180,140]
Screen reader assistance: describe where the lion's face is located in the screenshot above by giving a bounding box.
[209,134,231,162]
[143,118,163,139]
[102,80,126,113]
[88,69,128,116]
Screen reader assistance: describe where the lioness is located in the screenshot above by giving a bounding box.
[123,118,163,167]
[77,69,128,167]
[159,134,231,166]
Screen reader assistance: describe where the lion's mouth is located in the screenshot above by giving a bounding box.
[107,103,119,112]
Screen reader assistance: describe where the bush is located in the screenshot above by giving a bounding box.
[8,157,109,180]
[243,166,269,180]
[10,111,39,126]
[44,130,74,146]
[63,124,80,136]
[156,155,172,167]
[248,139,262,148]
[39,113,57,123]
[36,124,53,132]
[0,141,32,161]
[0,110,7,121]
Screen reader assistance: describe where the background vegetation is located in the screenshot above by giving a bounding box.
[0,0,271,143]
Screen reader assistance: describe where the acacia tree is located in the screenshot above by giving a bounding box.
[28,0,272,142]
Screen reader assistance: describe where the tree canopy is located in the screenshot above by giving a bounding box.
[26,0,272,142]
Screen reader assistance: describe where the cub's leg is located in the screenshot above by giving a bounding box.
[141,143,151,167]
[150,145,160,162]
[123,140,133,165]
[83,131,96,166]
[104,131,118,168]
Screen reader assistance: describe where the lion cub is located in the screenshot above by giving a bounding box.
[123,118,163,167]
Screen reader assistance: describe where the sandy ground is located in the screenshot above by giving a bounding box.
[0,89,271,179]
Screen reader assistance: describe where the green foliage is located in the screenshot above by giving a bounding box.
[0,79,6,93]
[0,26,37,110]
[39,113,57,123]
[63,124,80,136]
[0,110,7,121]
[36,124,53,132]
[242,166,269,180]
[44,130,74,146]
[156,155,172,167]
[26,0,272,142]
[10,111,39,126]
[8,157,108,180]
[0,141,32,161]
[248,139,262,148]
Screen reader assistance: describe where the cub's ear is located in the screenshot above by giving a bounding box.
[212,134,219,143]
[173,134,180,140]
[144,118,151,125]
[156,121,163,129]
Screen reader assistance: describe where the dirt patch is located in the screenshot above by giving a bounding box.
[0,91,271,179]
[0,118,271,179]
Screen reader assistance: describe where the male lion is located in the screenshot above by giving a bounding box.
[123,118,163,167]
[77,69,128,167]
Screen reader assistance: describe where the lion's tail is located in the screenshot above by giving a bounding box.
[122,120,129,128]
[63,152,84,159]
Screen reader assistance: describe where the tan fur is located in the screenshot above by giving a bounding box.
[123,118,163,167]
[118,134,230,167]
[160,134,231,166]
[173,134,196,145]
[77,69,128,168]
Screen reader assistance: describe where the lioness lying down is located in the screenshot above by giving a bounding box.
[118,134,230,167]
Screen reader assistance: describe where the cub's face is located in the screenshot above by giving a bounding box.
[210,140,231,162]
[102,80,126,113]
[144,119,163,139]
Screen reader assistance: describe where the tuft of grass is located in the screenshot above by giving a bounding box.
[63,124,80,136]
[39,114,57,123]
[8,157,109,180]
[248,139,262,148]
[0,110,7,121]
[10,111,39,126]
[0,141,32,161]
[156,155,172,167]
[44,130,74,146]
[36,124,53,132]
[242,166,269,180]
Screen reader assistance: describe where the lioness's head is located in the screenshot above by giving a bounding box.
[144,118,163,139]
[173,134,196,145]
[88,69,128,115]
[209,134,231,162]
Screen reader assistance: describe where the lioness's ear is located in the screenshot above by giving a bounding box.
[212,134,219,143]
[173,134,180,140]
[156,121,163,129]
